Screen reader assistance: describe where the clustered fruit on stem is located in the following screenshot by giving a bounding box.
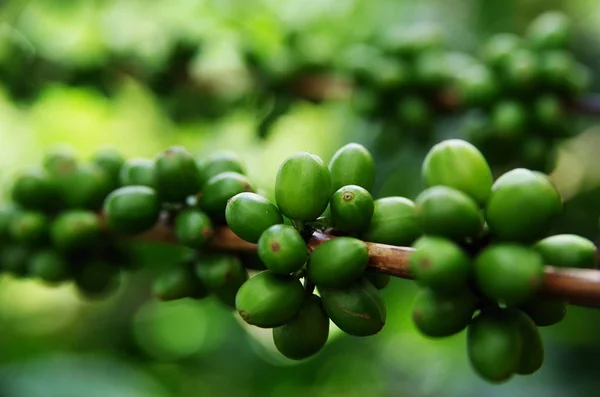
[0,137,599,384]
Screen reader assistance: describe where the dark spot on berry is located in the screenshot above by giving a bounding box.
[239,309,251,322]
[271,242,280,252]
[202,226,213,238]
[243,183,252,192]
[419,258,431,269]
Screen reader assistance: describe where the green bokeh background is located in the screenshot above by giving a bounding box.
[0,0,600,396]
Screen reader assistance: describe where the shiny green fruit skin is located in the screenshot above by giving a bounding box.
[198,151,245,186]
[50,210,102,253]
[103,186,161,235]
[174,208,214,249]
[526,11,571,50]
[475,244,544,305]
[75,261,121,300]
[422,139,493,206]
[307,237,368,288]
[467,310,522,383]
[485,169,562,242]
[235,271,305,328]
[365,273,390,289]
[92,146,125,188]
[199,172,253,216]
[319,277,386,337]
[154,146,202,203]
[361,197,421,246]
[153,265,208,301]
[330,185,374,233]
[275,152,332,221]
[508,309,544,375]
[119,158,156,188]
[534,234,597,269]
[410,236,471,293]
[257,224,307,275]
[225,192,283,244]
[11,168,60,212]
[273,295,330,360]
[195,255,248,308]
[412,288,477,338]
[520,297,567,327]
[415,186,483,240]
[0,245,30,276]
[9,211,48,246]
[56,163,113,210]
[28,250,70,284]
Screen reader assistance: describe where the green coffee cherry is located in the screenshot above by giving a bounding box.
[0,245,30,276]
[276,152,331,221]
[235,271,305,328]
[508,309,544,375]
[174,208,214,249]
[491,101,527,138]
[57,163,113,210]
[50,210,102,253]
[196,255,248,307]
[414,51,450,88]
[198,151,246,185]
[533,94,564,127]
[526,11,571,50]
[396,96,431,128]
[199,172,254,217]
[540,51,574,87]
[485,169,562,242]
[361,197,421,246]
[520,297,567,327]
[501,49,540,90]
[153,265,208,301]
[75,260,121,299]
[28,250,70,284]
[328,143,375,192]
[412,288,477,338]
[415,186,483,240]
[534,234,597,269]
[92,146,125,188]
[319,277,386,337]
[225,192,283,244]
[481,33,522,68]
[365,273,390,289]
[43,145,77,175]
[422,139,493,206]
[154,146,202,203]
[369,57,411,90]
[467,310,523,383]
[257,224,307,275]
[119,158,156,187]
[273,294,330,360]
[103,186,161,235]
[307,237,368,288]
[10,211,48,246]
[11,168,60,212]
[330,185,374,233]
[475,244,544,305]
[456,64,498,107]
[410,236,471,293]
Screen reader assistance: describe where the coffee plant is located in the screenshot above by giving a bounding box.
[1,135,598,384]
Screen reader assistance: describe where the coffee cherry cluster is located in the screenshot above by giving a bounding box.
[226,143,420,360]
[105,147,259,307]
[0,146,130,297]
[460,11,591,172]
[409,139,598,383]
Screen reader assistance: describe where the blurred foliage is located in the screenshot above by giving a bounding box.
[0,0,599,396]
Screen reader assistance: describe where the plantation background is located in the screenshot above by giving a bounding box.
[0,0,599,396]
